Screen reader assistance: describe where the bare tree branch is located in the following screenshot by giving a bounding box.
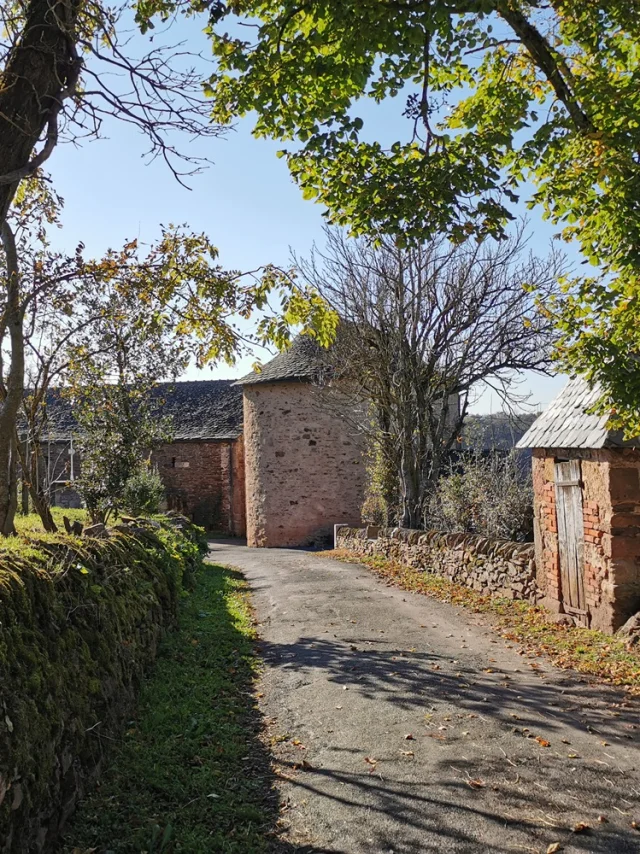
[297,224,565,528]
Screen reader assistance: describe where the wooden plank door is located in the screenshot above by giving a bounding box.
[554,460,587,621]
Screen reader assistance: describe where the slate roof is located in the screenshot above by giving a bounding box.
[516,377,640,449]
[235,335,328,386]
[34,380,244,442]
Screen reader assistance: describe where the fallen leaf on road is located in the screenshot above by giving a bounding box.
[536,736,551,748]
[400,750,414,757]
[547,844,562,853]
[466,778,486,790]
[597,815,608,823]
[572,821,589,833]
[404,733,414,740]
[364,757,378,774]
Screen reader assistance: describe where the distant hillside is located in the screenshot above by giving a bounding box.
[462,412,540,450]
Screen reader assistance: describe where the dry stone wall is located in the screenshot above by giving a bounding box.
[337,526,537,603]
[0,521,204,854]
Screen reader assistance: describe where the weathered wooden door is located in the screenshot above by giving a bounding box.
[554,459,587,622]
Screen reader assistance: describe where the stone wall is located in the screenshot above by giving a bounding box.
[243,381,366,547]
[0,522,204,853]
[337,526,537,602]
[532,448,640,632]
[152,437,246,535]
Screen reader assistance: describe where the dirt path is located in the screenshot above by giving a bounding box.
[209,541,640,854]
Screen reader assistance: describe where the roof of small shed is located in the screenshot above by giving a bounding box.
[235,335,328,386]
[516,377,640,450]
[34,380,244,442]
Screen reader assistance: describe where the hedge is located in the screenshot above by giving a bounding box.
[0,518,206,853]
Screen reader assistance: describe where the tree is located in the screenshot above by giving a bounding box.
[1,188,335,534]
[300,227,562,528]
[67,260,184,523]
[0,0,224,227]
[198,1,640,432]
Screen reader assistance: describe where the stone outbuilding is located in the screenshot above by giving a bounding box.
[237,336,366,548]
[518,378,640,632]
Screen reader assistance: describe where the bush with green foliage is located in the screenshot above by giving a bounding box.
[122,464,165,517]
[427,450,533,543]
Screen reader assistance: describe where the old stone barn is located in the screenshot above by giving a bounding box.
[38,337,366,547]
[518,378,640,632]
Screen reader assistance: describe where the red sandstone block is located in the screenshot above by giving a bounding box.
[610,538,640,559]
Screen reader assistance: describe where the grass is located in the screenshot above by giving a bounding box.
[14,507,87,534]
[61,563,280,853]
[322,549,640,694]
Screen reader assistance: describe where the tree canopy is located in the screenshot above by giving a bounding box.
[181,0,640,431]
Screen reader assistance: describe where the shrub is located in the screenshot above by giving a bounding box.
[426,449,533,542]
[361,435,399,526]
[122,465,165,517]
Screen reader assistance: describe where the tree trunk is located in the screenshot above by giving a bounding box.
[400,440,422,529]
[0,222,25,535]
[0,0,81,225]
[15,437,58,531]
[30,490,58,532]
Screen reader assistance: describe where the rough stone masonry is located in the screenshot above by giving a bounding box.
[337,526,537,603]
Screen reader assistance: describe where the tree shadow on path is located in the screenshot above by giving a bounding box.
[259,634,640,853]
[58,565,314,854]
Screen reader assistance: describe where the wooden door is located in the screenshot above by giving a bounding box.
[554,460,587,621]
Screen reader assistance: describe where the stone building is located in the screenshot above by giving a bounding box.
[518,378,640,632]
[32,338,367,546]
[35,381,246,534]
[237,336,366,547]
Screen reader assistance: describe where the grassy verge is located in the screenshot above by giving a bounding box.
[322,549,640,694]
[62,563,279,854]
[14,507,87,534]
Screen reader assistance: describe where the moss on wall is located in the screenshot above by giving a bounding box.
[0,518,205,853]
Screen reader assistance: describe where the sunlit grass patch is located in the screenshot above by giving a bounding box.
[14,507,87,534]
[62,563,278,853]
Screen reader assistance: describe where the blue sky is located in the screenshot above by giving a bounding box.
[45,15,571,413]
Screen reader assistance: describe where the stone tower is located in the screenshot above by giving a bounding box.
[237,337,366,548]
